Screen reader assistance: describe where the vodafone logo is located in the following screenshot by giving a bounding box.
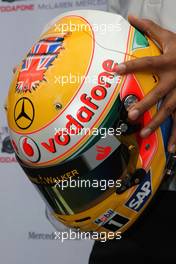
[19,137,40,163]
[0,4,34,13]
[10,57,123,165]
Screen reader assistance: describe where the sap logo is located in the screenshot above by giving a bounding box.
[125,172,152,212]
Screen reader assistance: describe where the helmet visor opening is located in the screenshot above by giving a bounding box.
[18,139,131,215]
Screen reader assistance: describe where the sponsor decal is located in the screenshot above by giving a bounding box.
[28,169,79,185]
[38,60,119,157]
[16,36,65,93]
[125,172,152,212]
[28,231,56,240]
[38,1,73,10]
[12,57,121,164]
[14,97,35,129]
[0,126,16,163]
[37,0,107,11]
[95,209,129,232]
[0,1,34,12]
[96,145,112,161]
[1,0,26,2]
[19,136,41,162]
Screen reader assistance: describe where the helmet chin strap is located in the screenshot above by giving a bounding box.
[115,95,176,194]
[116,168,147,194]
[164,153,176,178]
[113,95,147,194]
[113,94,142,136]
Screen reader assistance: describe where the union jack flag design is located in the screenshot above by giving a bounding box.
[16,36,65,93]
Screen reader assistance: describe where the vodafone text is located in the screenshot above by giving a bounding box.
[41,59,120,154]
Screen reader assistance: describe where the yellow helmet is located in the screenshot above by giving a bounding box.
[6,10,172,239]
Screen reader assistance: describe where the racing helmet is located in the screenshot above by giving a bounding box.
[6,10,172,238]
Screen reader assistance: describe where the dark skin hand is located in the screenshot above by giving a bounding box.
[115,15,176,153]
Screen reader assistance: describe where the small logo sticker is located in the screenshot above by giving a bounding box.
[125,172,152,212]
[14,97,35,130]
[16,36,65,93]
[95,209,129,232]
[96,145,112,160]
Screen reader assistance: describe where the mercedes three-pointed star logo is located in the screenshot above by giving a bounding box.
[14,97,35,130]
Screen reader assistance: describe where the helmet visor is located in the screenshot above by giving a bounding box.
[17,135,137,215]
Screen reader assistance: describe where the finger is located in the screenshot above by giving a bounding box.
[128,79,174,121]
[139,90,176,138]
[116,55,169,74]
[168,112,176,153]
[13,66,18,74]
[128,15,171,46]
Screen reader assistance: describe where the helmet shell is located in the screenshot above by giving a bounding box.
[7,10,169,237]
